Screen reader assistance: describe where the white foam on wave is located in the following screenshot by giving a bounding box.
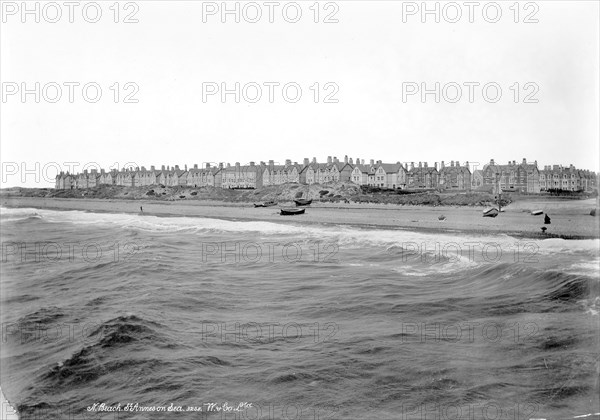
[3,207,599,272]
[0,207,43,222]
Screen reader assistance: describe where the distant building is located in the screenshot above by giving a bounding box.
[116,169,135,187]
[221,162,263,189]
[303,156,353,185]
[262,159,303,186]
[53,156,597,194]
[187,164,222,188]
[439,161,471,191]
[407,162,438,189]
[471,169,484,190]
[352,160,406,188]
[539,164,598,192]
[55,172,74,189]
[482,159,540,193]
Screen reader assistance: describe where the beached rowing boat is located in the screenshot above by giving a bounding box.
[294,199,312,206]
[483,208,499,218]
[254,201,277,208]
[280,208,305,216]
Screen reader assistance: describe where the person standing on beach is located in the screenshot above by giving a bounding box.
[140,206,143,214]
[544,213,551,224]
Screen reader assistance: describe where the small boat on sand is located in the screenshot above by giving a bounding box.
[254,201,277,208]
[280,208,305,216]
[294,199,312,207]
[531,210,544,216]
[483,207,499,218]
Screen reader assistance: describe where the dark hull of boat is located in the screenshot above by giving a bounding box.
[280,208,305,216]
[483,208,499,218]
[294,199,312,206]
[254,202,277,208]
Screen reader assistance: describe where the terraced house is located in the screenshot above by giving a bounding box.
[304,156,354,185]
[482,159,540,193]
[55,156,597,194]
[539,165,598,192]
[221,162,263,189]
[262,159,303,186]
[406,162,439,189]
[350,160,406,189]
[439,161,471,191]
[187,164,222,188]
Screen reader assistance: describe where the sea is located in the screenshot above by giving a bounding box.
[0,207,598,420]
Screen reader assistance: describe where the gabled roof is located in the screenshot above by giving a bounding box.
[440,165,471,175]
[408,166,438,174]
[377,163,405,173]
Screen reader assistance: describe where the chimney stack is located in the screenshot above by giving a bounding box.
[434,162,438,170]
[304,158,309,166]
[441,161,445,169]
[344,155,348,164]
[219,163,224,169]
[194,164,198,169]
[490,159,495,165]
[250,161,255,166]
[312,157,317,164]
[522,158,527,164]
[206,163,211,168]
[151,165,156,171]
[285,159,291,166]
[349,158,354,165]
[327,156,332,164]
[334,156,339,163]
[269,160,274,166]
[370,159,374,165]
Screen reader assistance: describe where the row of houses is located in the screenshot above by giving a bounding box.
[55,156,598,193]
[468,159,599,194]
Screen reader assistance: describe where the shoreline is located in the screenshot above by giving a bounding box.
[2,196,599,240]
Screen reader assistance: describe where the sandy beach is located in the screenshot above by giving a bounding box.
[2,196,599,239]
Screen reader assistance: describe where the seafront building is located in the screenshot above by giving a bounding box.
[55,156,598,194]
[539,164,597,192]
[481,159,541,194]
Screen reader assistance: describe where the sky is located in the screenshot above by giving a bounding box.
[1,0,599,187]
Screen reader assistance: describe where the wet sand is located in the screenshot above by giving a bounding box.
[2,196,599,239]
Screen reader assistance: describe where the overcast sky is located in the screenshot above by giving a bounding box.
[1,0,598,187]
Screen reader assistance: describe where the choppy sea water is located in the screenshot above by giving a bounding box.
[0,207,598,420]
